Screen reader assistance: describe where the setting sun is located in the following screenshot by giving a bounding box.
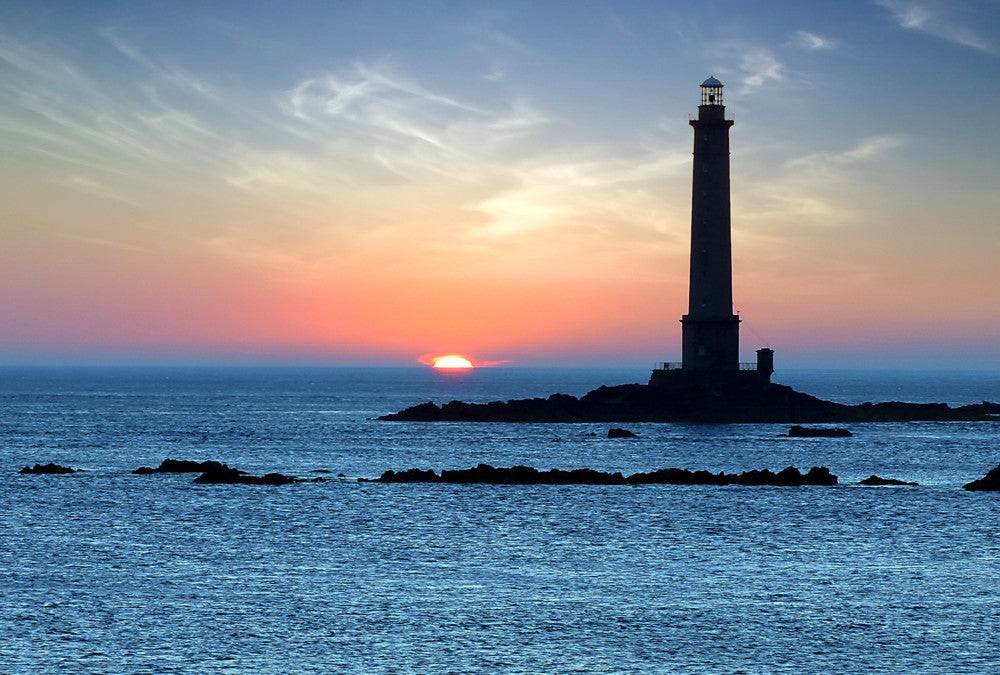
[431,355,474,369]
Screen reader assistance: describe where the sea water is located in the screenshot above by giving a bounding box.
[1,366,999,673]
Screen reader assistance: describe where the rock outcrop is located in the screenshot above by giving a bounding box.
[379,381,1000,424]
[361,463,837,486]
[858,475,918,486]
[193,466,297,485]
[607,427,637,438]
[134,457,308,485]
[133,459,230,474]
[787,425,852,438]
[19,463,77,474]
[963,464,1000,491]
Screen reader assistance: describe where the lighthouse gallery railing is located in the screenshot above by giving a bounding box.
[654,362,759,371]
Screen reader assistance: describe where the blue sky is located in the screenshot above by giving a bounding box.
[0,1,997,367]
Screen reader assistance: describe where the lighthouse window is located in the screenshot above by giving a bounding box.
[701,86,723,105]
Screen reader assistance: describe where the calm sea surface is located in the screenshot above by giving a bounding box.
[2,366,999,673]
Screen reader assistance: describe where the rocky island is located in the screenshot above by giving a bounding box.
[362,463,837,486]
[379,380,1000,423]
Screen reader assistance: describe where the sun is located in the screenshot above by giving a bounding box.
[431,355,475,369]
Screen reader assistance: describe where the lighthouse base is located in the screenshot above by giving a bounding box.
[647,366,771,392]
[649,347,774,391]
[681,314,741,371]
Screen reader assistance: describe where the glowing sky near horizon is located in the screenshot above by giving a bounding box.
[1,1,998,368]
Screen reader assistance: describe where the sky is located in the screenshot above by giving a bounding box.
[1,0,998,368]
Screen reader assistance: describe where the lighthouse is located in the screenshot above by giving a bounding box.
[682,76,740,372]
[650,77,773,388]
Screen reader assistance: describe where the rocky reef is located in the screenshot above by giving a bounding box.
[787,425,852,438]
[379,381,1000,423]
[22,456,999,491]
[858,475,918,486]
[19,463,77,475]
[193,466,298,485]
[963,464,1000,491]
[133,458,313,485]
[361,463,837,486]
[133,458,229,474]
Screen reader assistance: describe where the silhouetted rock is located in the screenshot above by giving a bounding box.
[19,463,76,475]
[132,457,303,485]
[963,464,1000,491]
[859,475,918,486]
[372,468,439,483]
[379,380,1000,423]
[608,427,637,438]
[132,458,230,474]
[362,463,837,486]
[194,466,297,485]
[628,465,836,487]
[787,425,852,438]
[193,466,245,483]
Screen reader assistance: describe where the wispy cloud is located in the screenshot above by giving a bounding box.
[0,34,225,173]
[707,42,785,95]
[789,30,837,50]
[99,26,219,98]
[469,149,690,247]
[738,48,784,92]
[876,0,994,53]
[234,59,688,266]
[481,63,506,81]
[226,58,694,272]
[241,60,550,194]
[0,31,699,278]
[281,63,494,154]
[739,135,906,230]
[59,232,158,255]
[787,135,905,171]
[52,175,139,205]
[460,17,532,56]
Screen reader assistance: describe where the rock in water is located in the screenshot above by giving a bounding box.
[858,475,918,486]
[133,457,300,485]
[257,473,297,485]
[194,466,297,485]
[787,426,852,437]
[362,464,838,486]
[607,428,637,438]
[193,466,247,484]
[132,458,230,474]
[963,464,1000,491]
[19,463,76,474]
[378,381,1000,423]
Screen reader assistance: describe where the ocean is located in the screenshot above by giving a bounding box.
[2,366,999,673]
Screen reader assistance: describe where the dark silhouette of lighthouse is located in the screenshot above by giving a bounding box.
[651,77,773,388]
[682,76,740,371]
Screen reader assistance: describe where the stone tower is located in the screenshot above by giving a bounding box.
[681,76,740,372]
[649,77,773,389]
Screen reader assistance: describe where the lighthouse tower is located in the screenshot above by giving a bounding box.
[682,76,740,372]
[650,77,773,388]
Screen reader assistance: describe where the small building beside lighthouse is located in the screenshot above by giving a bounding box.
[651,77,773,389]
